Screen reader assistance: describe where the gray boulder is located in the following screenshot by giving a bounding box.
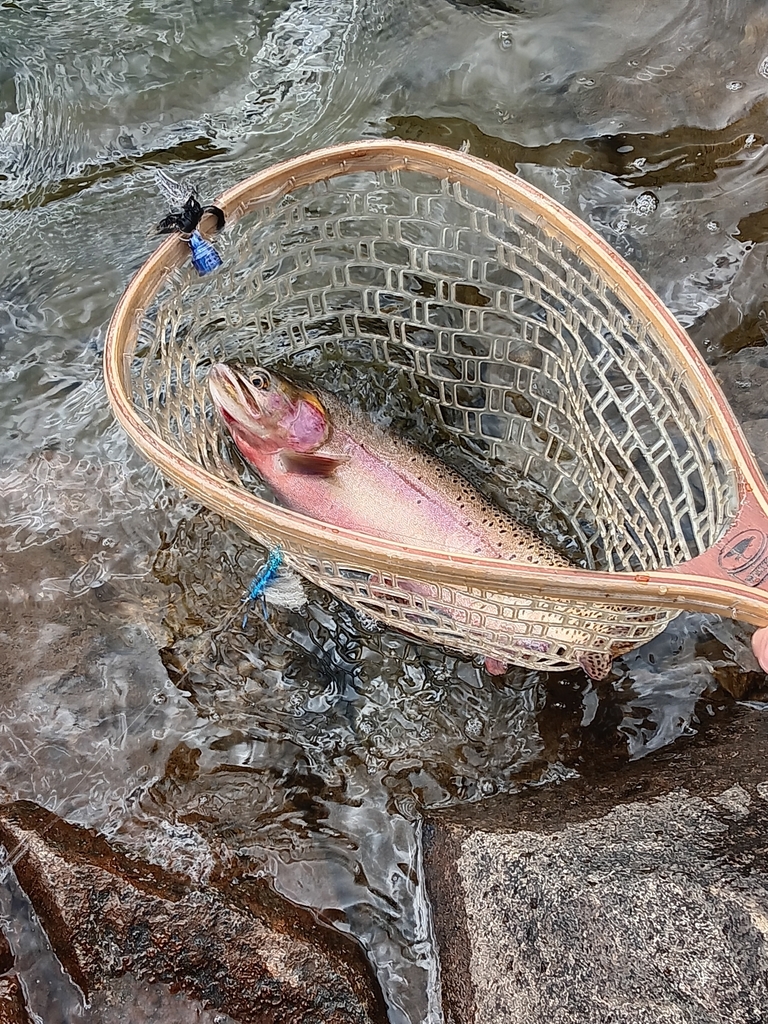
[425,708,768,1024]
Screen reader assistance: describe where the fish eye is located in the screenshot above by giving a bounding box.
[250,369,271,390]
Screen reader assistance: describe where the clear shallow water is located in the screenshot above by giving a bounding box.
[3,1,768,1021]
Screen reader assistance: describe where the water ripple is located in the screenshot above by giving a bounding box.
[4,2,768,1022]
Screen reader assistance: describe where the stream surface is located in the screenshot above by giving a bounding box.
[3,1,768,1021]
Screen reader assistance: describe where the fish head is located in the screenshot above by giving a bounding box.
[207,362,330,453]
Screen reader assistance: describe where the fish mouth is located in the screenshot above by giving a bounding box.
[207,362,267,427]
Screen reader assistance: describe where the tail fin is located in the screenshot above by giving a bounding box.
[578,652,613,681]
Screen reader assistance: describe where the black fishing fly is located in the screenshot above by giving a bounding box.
[153,169,225,276]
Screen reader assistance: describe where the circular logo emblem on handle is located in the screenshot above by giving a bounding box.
[718,528,768,575]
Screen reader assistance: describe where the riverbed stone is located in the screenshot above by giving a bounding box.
[0,930,31,1024]
[0,977,31,1024]
[424,706,768,1024]
[0,800,387,1024]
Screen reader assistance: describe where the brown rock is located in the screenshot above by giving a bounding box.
[0,932,13,977]
[0,976,31,1024]
[0,801,386,1024]
[0,931,31,1024]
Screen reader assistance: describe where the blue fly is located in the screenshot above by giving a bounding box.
[169,547,305,690]
[187,230,223,276]
[241,547,306,627]
[153,169,225,277]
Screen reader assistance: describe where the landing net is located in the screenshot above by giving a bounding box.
[106,141,741,672]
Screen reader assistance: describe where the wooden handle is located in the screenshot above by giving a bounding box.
[663,487,768,623]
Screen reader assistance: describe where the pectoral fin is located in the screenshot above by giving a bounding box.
[578,652,613,681]
[281,451,349,476]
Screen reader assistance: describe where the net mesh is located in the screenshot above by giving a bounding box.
[126,160,739,672]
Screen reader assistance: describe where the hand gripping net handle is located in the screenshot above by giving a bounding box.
[104,140,768,672]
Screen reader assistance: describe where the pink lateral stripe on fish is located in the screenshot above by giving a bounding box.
[207,361,614,680]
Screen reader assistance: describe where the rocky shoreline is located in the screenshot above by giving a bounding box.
[1,704,767,1022]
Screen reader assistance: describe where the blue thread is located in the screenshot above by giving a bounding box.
[242,548,283,627]
[188,230,222,276]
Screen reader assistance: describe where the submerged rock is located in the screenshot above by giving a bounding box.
[425,707,768,1024]
[0,801,386,1024]
[0,930,31,1024]
[0,977,31,1024]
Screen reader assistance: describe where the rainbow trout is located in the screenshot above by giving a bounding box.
[207,362,613,679]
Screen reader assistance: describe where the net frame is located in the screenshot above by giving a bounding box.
[104,140,768,672]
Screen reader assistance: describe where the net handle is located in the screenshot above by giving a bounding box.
[104,139,768,627]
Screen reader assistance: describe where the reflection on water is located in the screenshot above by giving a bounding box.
[3,1,768,1021]
[140,510,550,1021]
